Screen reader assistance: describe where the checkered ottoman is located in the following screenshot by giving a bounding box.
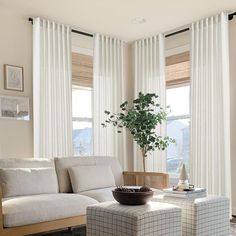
[153,195,230,236]
[86,201,181,236]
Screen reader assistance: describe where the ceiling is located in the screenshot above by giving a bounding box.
[1,0,236,41]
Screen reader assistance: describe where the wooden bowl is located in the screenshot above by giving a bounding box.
[112,189,154,205]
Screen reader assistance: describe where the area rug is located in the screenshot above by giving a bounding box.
[33,226,86,236]
[45,228,85,236]
[35,223,236,236]
[231,222,236,236]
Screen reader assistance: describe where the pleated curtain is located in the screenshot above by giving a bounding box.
[190,13,231,202]
[93,34,128,169]
[33,17,73,158]
[134,34,166,172]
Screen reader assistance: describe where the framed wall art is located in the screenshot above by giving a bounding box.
[4,64,24,92]
[0,95,30,121]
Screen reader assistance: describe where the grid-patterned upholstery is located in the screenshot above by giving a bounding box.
[87,201,182,236]
[153,195,230,236]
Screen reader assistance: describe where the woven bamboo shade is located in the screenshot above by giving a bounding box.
[166,51,190,87]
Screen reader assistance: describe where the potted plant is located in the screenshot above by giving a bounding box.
[102,92,174,172]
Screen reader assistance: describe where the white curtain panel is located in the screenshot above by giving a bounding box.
[134,34,166,172]
[190,13,231,201]
[93,34,128,169]
[33,17,73,158]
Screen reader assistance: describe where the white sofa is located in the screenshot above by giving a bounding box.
[0,156,168,236]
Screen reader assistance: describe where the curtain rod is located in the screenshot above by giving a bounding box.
[165,11,236,38]
[28,18,94,37]
[29,12,236,39]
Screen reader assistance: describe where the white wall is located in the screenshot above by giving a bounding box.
[0,6,33,158]
[124,42,134,170]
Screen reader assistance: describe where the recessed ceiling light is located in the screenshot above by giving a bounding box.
[132,17,146,24]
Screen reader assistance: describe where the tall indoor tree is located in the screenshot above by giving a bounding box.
[102,92,174,172]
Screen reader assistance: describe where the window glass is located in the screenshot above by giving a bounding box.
[166,85,190,174]
[167,118,190,174]
[72,86,93,156]
[72,88,92,118]
[166,86,189,117]
[73,121,93,156]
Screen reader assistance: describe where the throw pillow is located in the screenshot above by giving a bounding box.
[0,167,59,198]
[69,165,116,193]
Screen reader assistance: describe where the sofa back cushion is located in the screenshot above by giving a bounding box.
[69,165,116,193]
[0,167,59,198]
[0,158,55,169]
[55,156,123,193]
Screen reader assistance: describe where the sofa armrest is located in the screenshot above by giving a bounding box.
[122,171,169,190]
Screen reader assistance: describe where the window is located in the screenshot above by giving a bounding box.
[166,86,190,174]
[166,51,190,175]
[72,52,93,155]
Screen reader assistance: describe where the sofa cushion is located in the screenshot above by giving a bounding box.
[2,194,98,227]
[69,165,116,193]
[80,187,115,202]
[0,168,59,198]
[0,158,55,168]
[55,156,123,193]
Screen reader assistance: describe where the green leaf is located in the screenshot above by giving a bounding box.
[120,101,128,108]
[101,92,174,160]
